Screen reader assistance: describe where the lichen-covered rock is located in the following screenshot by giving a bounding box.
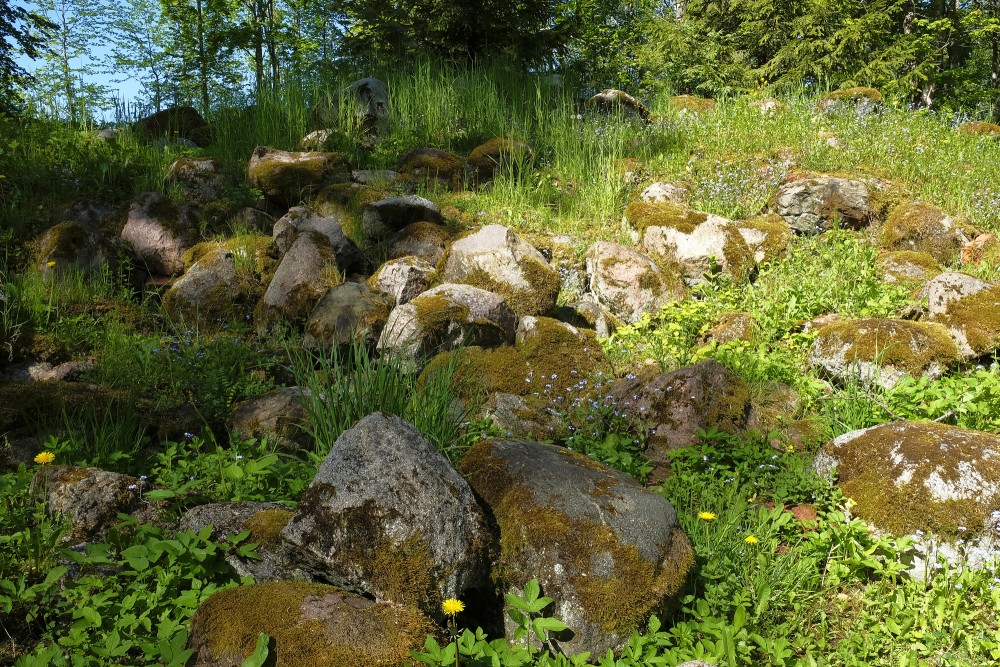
[773,176,877,233]
[229,387,312,453]
[397,147,466,188]
[878,202,977,264]
[573,293,620,338]
[877,251,940,285]
[368,256,437,305]
[608,360,751,470]
[388,222,450,264]
[928,281,1000,359]
[162,247,253,327]
[362,195,444,241]
[586,89,652,122]
[640,182,688,205]
[121,192,200,276]
[701,312,760,345]
[34,220,135,278]
[478,393,566,440]
[247,146,351,206]
[186,581,432,667]
[585,241,687,325]
[459,439,693,656]
[378,283,517,366]
[920,271,992,317]
[280,413,491,617]
[134,105,211,146]
[31,466,145,541]
[749,98,788,115]
[958,120,1000,138]
[639,210,756,284]
[303,281,391,350]
[809,318,959,388]
[668,95,717,113]
[465,137,533,184]
[813,421,1000,568]
[735,213,793,265]
[166,156,224,203]
[441,225,561,316]
[180,502,299,582]
[817,87,882,114]
[256,231,342,325]
[272,206,361,273]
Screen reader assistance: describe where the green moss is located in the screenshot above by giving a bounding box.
[879,202,977,263]
[242,508,294,547]
[410,291,472,341]
[34,222,91,267]
[825,421,1000,539]
[669,95,716,112]
[933,284,1000,355]
[459,262,561,317]
[705,312,761,344]
[738,214,793,264]
[249,148,351,203]
[623,201,707,235]
[398,148,466,188]
[815,318,958,376]
[876,250,940,284]
[190,581,433,667]
[820,87,883,106]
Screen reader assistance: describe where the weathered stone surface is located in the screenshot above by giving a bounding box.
[162,248,247,327]
[478,393,566,440]
[351,169,397,185]
[31,466,145,541]
[773,176,877,233]
[378,283,517,366]
[134,106,211,146]
[608,360,751,468]
[303,281,391,350]
[362,195,444,241]
[230,207,276,234]
[229,387,312,453]
[247,146,351,206]
[257,231,341,324]
[441,225,561,316]
[271,206,361,273]
[166,157,225,203]
[735,214,793,265]
[459,439,693,656]
[878,202,977,264]
[642,213,756,283]
[585,241,686,324]
[368,256,437,305]
[0,360,93,384]
[877,251,940,285]
[187,581,432,667]
[465,137,533,184]
[640,182,688,205]
[388,222,450,264]
[281,413,491,616]
[928,281,1000,359]
[314,77,390,136]
[121,192,199,276]
[701,312,760,345]
[749,98,788,115]
[814,421,1000,570]
[299,128,338,151]
[809,318,959,388]
[34,220,135,278]
[921,271,992,316]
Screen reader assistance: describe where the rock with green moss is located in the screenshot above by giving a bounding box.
[229,387,312,454]
[809,318,959,389]
[272,206,361,274]
[303,281,391,350]
[668,95,717,113]
[958,120,1000,138]
[927,280,1000,359]
[397,147,466,188]
[281,413,491,618]
[479,393,566,440]
[586,89,652,122]
[458,438,694,656]
[121,192,200,276]
[166,156,224,203]
[363,195,444,241]
[187,580,433,667]
[817,87,882,115]
[465,137,534,185]
[389,222,450,264]
[369,256,437,305]
[920,271,992,317]
[878,202,977,264]
[641,210,756,284]
[735,213,793,265]
[585,241,687,324]
[231,207,275,234]
[162,248,256,328]
[773,176,878,233]
[608,360,751,475]
[247,146,351,207]
[877,250,940,285]
[31,466,146,542]
[622,201,707,242]
[378,283,517,368]
[34,220,136,279]
[256,231,342,327]
[814,421,1000,572]
[180,501,300,582]
[441,225,561,316]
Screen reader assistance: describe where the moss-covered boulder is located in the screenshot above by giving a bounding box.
[668,95,716,113]
[378,283,517,368]
[31,466,146,542]
[247,146,351,207]
[877,250,940,285]
[186,581,433,667]
[362,195,444,241]
[817,87,883,114]
[585,241,687,325]
[878,202,978,264]
[466,137,533,184]
[638,208,756,284]
[281,413,492,617]
[229,387,312,454]
[440,225,561,317]
[958,120,1000,138]
[166,156,224,203]
[368,255,437,305]
[586,89,652,122]
[478,392,566,440]
[134,105,211,146]
[303,281,391,350]
[121,192,200,277]
[772,175,878,233]
[272,206,361,274]
[179,501,298,582]
[735,213,793,265]
[928,281,1000,359]
[814,421,1000,569]
[255,231,342,327]
[921,271,992,316]
[608,360,751,472]
[397,147,466,188]
[459,439,694,656]
[388,222,450,264]
[33,220,136,279]
[162,247,257,328]
[701,312,761,345]
[809,318,959,389]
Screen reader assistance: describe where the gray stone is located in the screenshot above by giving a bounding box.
[121,192,199,276]
[773,176,877,233]
[31,466,146,541]
[362,195,443,240]
[166,156,224,203]
[643,213,755,283]
[640,182,688,205]
[257,231,340,324]
[585,241,686,324]
[369,256,437,305]
[229,387,312,453]
[272,206,361,273]
[303,281,391,350]
[921,271,992,316]
[388,222,450,264]
[247,146,351,206]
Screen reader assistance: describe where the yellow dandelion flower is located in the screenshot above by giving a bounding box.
[698,511,716,521]
[46,261,56,268]
[34,451,55,465]
[745,535,759,545]
[441,598,464,616]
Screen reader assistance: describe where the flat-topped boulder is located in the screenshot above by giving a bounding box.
[773,175,878,233]
[247,146,351,206]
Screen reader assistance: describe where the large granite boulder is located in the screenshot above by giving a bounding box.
[303,281,391,350]
[921,271,992,317]
[187,581,432,667]
[465,137,533,184]
[441,225,561,316]
[313,77,390,136]
[773,176,878,233]
[388,222,450,264]
[121,192,200,277]
[585,241,686,324]
[162,248,256,327]
[280,413,492,617]
[247,146,351,206]
[166,157,225,203]
[735,214,794,265]
[256,231,342,325]
[459,439,693,655]
[362,195,444,241]
[34,220,135,279]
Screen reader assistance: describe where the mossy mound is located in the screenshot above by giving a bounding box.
[182,235,277,275]
[878,202,978,264]
[247,146,352,206]
[187,581,433,667]
[702,312,761,345]
[668,95,717,113]
[930,283,1000,358]
[814,421,1000,540]
[397,147,466,188]
[818,86,883,111]
[466,137,533,184]
[736,214,793,265]
[877,250,941,285]
[623,201,707,237]
[958,120,1000,138]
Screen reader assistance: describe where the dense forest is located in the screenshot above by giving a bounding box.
[3,0,1000,120]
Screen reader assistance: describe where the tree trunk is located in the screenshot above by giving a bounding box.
[197,0,210,114]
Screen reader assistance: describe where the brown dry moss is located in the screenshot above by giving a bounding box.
[958,121,1000,138]
[820,87,883,106]
[669,95,717,112]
